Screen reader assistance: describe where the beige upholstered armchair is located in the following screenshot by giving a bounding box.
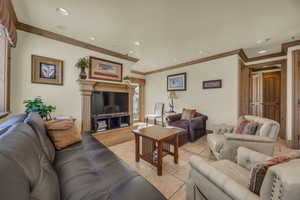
[186,147,300,200]
[207,115,280,161]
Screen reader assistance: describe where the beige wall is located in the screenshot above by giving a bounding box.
[10,31,139,127]
[145,55,240,129]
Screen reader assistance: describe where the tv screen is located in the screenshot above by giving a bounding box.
[91,91,129,115]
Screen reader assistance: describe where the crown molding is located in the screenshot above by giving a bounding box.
[16,22,139,63]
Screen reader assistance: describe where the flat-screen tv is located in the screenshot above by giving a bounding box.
[91,91,129,115]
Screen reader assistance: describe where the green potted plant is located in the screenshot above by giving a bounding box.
[23,96,56,120]
[75,57,89,79]
[123,75,131,83]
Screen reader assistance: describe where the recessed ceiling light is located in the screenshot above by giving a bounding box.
[89,37,96,41]
[258,50,268,54]
[134,41,141,46]
[56,8,69,16]
[129,50,134,54]
[199,50,203,54]
[256,38,271,44]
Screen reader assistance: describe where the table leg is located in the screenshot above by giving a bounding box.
[174,135,179,164]
[157,141,163,176]
[135,135,140,162]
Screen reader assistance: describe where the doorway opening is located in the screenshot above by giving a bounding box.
[240,59,287,139]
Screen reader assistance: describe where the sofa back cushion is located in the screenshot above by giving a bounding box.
[24,112,55,162]
[0,123,60,200]
[0,114,27,135]
[244,115,280,140]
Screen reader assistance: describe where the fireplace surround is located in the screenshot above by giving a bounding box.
[78,79,135,132]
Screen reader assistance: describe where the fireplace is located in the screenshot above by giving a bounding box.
[78,79,134,132]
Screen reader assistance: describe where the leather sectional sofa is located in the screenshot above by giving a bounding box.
[0,113,166,200]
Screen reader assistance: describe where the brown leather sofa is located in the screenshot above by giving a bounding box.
[166,112,208,142]
[0,113,166,200]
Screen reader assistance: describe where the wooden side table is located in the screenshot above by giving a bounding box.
[132,126,182,176]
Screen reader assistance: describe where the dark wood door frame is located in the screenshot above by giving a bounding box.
[291,50,300,149]
[244,59,287,139]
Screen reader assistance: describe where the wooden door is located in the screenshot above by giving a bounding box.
[250,73,263,117]
[292,50,300,149]
[263,72,281,123]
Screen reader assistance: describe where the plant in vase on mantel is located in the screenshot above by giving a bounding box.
[23,96,56,120]
[75,57,89,79]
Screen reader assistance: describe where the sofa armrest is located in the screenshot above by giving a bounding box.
[237,147,272,170]
[224,134,275,143]
[166,114,182,122]
[189,156,258,200]
[220,134,276,161]
[260,159,300,200]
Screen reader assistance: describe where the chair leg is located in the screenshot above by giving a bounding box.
[154,118,157,125]
[146,117,148,126]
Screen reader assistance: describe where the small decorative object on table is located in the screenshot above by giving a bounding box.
[168,91,177,112]
[123,75,131,83]
[23,96,56,120]
[75,57,89,79]
[167,72,186,91]
[89,57,123,82]
[32,55,63,85]
[203,79,222,89]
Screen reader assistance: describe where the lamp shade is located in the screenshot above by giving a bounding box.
[168,91,177,99]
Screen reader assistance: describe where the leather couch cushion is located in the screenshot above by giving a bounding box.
[0,114,26,135]
[54,131,166,200]
[24,112,55,162]
[0,123,60,200]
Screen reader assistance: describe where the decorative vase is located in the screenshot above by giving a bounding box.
[79,68,87,79]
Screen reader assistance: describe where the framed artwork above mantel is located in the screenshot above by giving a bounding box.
[89,57,123,82]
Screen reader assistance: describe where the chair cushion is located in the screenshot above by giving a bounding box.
[24,112,55,162]
[181,108,196,120]
[0,123,60,200]
[207,134,225,153]
[211,160,250,187]
[45,119,82,150]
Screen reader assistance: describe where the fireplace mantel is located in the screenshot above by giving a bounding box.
[78,79,135,131]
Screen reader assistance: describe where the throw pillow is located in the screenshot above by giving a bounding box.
[45,119,82,150]
[242,121,259,135]
[249,154,300,195]
[181,109,196,120]
[236,117,250,134]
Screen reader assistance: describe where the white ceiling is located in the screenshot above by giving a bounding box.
[12,0,300,72]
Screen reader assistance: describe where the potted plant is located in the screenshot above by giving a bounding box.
[75,57,89,79]
[23,96,56,120]
[123,75,131,83]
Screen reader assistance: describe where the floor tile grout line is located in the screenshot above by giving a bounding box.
[168,183,185,200]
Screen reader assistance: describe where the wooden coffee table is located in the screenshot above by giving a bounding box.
[132,125,183,176]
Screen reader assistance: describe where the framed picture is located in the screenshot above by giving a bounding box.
[31,55,63,85]
[167,72,187,91]
[203,79,222,89]
[89,57,123,82]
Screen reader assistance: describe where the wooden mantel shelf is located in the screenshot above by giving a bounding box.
[78,79,135,131]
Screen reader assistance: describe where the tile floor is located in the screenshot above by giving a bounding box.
[108,135,290,200]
